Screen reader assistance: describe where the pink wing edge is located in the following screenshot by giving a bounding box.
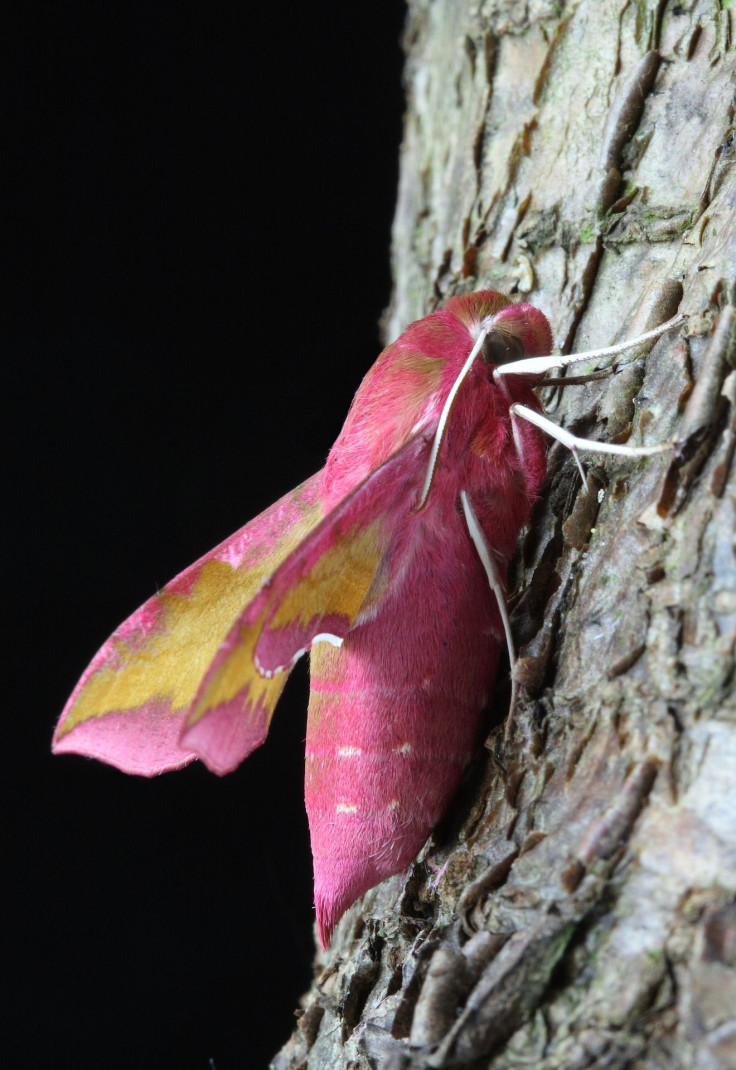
[52,474,323,776]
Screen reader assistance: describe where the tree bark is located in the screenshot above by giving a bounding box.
[273,2,736,1067]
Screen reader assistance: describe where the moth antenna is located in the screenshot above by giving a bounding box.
[460,491,518,718]
[495,313,687,379]
[415,325,490,511]
[541,367,614,387]
[511,403,675,464]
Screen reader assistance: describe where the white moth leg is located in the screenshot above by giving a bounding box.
[460,490,518,718]
[511,403,674,458]
[416,325,490,512]
[494,313,686,380]
[571,442,589,490]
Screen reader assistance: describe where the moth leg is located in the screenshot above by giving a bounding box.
[417,326,490,511]
[494,313,686,379]
[510,402,674,492]
[460,491,518,723]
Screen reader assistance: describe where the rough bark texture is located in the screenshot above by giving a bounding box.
[273,2,736,1067]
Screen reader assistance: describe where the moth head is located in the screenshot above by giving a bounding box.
[480,301,553,363]
[479,328,525,366]
[446,291,553,365]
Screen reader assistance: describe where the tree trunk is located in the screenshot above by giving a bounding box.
[273,2,736,1067]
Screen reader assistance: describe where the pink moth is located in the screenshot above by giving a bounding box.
[53,290,682,946]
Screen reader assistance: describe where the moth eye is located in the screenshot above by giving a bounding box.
[481,331,524,365]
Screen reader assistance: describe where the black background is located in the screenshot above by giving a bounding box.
[8,4,406,1067]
